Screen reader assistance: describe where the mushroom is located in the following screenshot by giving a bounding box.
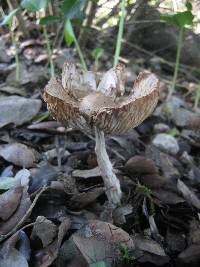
[43,61,159,206]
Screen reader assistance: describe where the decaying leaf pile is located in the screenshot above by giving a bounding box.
[0,25,200,267]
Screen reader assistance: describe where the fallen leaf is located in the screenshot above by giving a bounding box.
[17,230,31,261]
[0,84,25,96]
[152,189,184,204]
[31,216,57,247]
[0,187,22,220]
[177,179,200,209]
[178,244,200,264]
[6,63,47,85]
[29,163,57,193]
[33,217,71,267]
[0,187,31,235]
[0,96,41,128]
[71,220,135,267]
[0,143,36,168]
[0,248,28,267]
[134,234,166,256]
[69,188,104,208]
[0,169,30,190]
[72,167,101,179]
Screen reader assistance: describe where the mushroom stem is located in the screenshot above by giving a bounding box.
[94,127,122,205]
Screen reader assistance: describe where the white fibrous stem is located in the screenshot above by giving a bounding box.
[95,127,122,205]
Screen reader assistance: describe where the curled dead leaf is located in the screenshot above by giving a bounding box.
[0,143,37,168]
[0,187,22,220]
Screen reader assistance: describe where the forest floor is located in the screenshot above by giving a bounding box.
[0,25,200,267]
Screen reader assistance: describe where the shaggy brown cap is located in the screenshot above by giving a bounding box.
[43,62,159,134]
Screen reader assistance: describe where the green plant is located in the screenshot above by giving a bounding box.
[168,127,180,137]
[1,8,20,81]
[92,47,104,70]
[161,2,194,100]
[120,243,135,264]
[89,261,106,267]
[113,0,126,67]
[21,0,55,77]
[63,0,87,70]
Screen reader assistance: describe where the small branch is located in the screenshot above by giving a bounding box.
[95,127,122,205]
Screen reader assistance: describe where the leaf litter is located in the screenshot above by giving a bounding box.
[0,17,200,267]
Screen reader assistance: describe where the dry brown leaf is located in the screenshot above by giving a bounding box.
[33,217,71,267]
[71,219,134,267]
[72,167,101,179]
[177,179,200,210]
[0,187,31,235]
[0,143,36,168]
[0,96,41,128]
[0,187,22,220]
[31,216,57,247]
[135,234,166,256]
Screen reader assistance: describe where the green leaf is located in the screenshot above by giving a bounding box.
[90,261,106,267]
[186,2,192,11]
[175,11,194,27]
[40,15,61,25]
[168,127,180,137]
[1,8,19,26]
[62,0,86,20]
[161,10,194,28]
[32,111,49,123]
[160,14,176,25]
[64,19,75,46]
[21,0,49,11]
[92,48,104,60]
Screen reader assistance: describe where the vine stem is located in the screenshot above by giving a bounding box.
[113,0,126,67]
[95,127,122,205]
[43,25,55,77]
[167,27,184,101]
[9,24,19,81]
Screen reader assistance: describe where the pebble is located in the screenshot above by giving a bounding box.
[152,133,179,155]
[154,123,170,133]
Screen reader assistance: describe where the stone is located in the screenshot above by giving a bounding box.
[152,134,179,155]
[173,108,195,127]
[154,123,170,133]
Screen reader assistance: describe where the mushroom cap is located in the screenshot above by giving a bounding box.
[43,62,159,135]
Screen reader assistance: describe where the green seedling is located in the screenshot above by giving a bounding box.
[1,8,20,81]
[168,127,180,137]
[120,243,135,264]
[161,2,194,100]
[63,0,87,70]
[113,0,126,67]
[21,0,55,77]
[92,47,104,70]
[136,184,152,198]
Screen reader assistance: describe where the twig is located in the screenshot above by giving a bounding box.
[0,186,47,242]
